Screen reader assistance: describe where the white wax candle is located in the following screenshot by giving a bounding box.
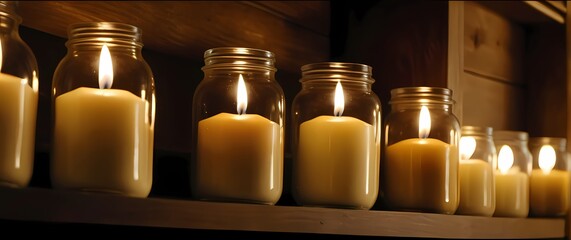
[457,159,495,216]
[385,138,459,214]
[52,87,153,198]
[530,169,570,217]
[0,73,37,187]
[194,112,283,205]
[293,115,378,210]
[494,168,529,218]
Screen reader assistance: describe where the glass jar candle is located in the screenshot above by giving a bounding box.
[493,130,531,218]
[191,47,285,205]
[51,22,155,198]
[291,62,381,210]
[457,126,496,216]
[383,87,460,214]
[0,1,39,188]
[529,137,569,217]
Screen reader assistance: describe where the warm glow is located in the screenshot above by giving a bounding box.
[0,38,3,71]
[498,145,514,174]
[334,81,344,117]
[460,136,476,161]
[236,74,247,115]
[418,106,431,139]
[538,145,556,174]
[98,44,113,89]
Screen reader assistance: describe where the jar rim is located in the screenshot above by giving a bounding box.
[0,1,21,24]
[204,47,275,59]
[529,137,567,148]
[67,22,142,47]
[389,86,455,105]
[493,130,529,141]
[462,126,493,136]
[300,62,374,84]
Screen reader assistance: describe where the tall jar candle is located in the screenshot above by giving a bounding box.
[529,137,569,217]
[191,47,285,205]
[493,130,531,218]
[51,22,156,198]
[383,87,460,214]
[457,126,496,216]
[0,1,39,188]
[291,62,381,210]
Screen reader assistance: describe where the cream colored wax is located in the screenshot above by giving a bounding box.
[494,169,529,218]
[195,112,283,205]
[385,138,459,214]
[530,169,570,217]
[52,87,153,198]
[457,159,495,216]
[293,116,378,210]
[0,73,37,187]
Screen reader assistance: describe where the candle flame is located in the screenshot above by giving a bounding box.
[498,145,514,174]
[418,106,431,139]
[538,145,556,174]
[334,81,344,117]
[98,44,113,89]
[460,136,477,161]
[236,74,247,115]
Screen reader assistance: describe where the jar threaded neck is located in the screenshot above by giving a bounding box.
[67,22,142,48]
[389,87,455,106]
[202,47,276,71]
[300,62,374,84]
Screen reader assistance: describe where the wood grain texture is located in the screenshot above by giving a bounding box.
[16,1,330,75]
[464,1,525,84]
[245,1,330,36]
[448,1,465,125]
[0,187,565,239]
[339,1,449,122]
[478,1,565,24]
[461,72,525,131]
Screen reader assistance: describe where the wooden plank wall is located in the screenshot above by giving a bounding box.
[461,1,526,131]
[461,1,566,138]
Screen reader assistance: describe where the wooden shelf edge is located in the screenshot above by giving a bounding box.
[0,187,565,239]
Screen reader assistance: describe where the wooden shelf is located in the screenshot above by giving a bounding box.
[0,187,564,239]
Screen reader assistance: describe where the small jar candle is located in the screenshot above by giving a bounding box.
[457,126,496,216]
[383,87,460,214]
[191,47,285,205]
[51,22,156,198]
[291,62,381,210]
[493,130,531,218]
[529,137,569,217]
[0,1,39,188]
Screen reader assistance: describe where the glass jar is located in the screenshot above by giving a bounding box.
[51,22,155,198]
[493,130,531,218]
[529,137,569,217]
[291,62,381,210]
[383,87,460,214]
[457,126,496,216]
[191,47,284,205]
[0,1,39,188]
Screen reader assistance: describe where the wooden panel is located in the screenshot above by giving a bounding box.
[246,1,330,36]
[0,187,565,239]
[464,1,525,83]
[336,1,449,120]
[461,72,525,131]
[16,1,330,74]
[478,1,565,24]
[525,24,566,138]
